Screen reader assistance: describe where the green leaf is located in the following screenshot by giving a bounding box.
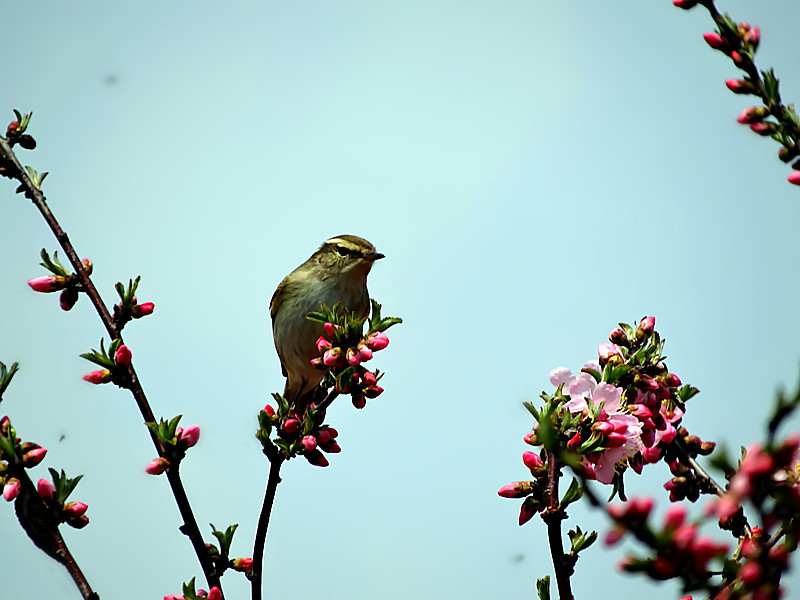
[0,361,20,401]
[536,576,551,600]
[561,477,583,507]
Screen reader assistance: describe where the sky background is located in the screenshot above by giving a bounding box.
[2,1,800,598]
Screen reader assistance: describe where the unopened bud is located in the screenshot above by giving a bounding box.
[737,106,768,124]
[609,328,628,346]
[750,122,775,136]
[177,425,200,448]
[498,481,533,499]
[703,32,729,52]
[731,50,748,68]
[115,344,132,366]
[283,418,299,434]
[59,287,79,311]
[726,79,756,94]
[304,449,329,467]
[315,336,332,353]
[357,342,373,362]
[37,477,56,499]
[23,447,47,467]
[364,385,384,399]
[301,435,317,451]
[743,26,760,48]
[145,457,170,475]
[27,275,67,293]
[3,478,21,501]
[789,171,800,186]
[131,302,155,318]
[638,316,655,336]
[346,347,361,366]
[81,258,93,275]
[207,587,222,600]
[672,0,698,8]
[351,394,366,409]
[322,347,342,367]
[232,557,253,572]
[83,369,112,384]
[323,322,340,338]
[365,331,389,351]
[63,501,89,518]
[522,451,544,472]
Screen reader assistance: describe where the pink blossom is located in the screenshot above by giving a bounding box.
[598,341,622,361]
[145,457,170,475]
[27,275,67,293]
[83,369,112,384]
[3,478,21,502]
[115,344,132,366]
[37,478,56,499]
[365,331,389,351]
[64,501,89,518]
[177,425,200,448]
[302,435,317,451]
[23,447,47,467]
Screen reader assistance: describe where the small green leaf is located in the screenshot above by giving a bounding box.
[561,477,583,507]
[536,576,551,600]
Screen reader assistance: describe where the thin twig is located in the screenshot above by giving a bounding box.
[542,451,573,600]
[0,136,220,592]
[251,455,285,600]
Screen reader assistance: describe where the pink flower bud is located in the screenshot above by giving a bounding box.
[750,122,774,136]
[81,258,93,275]
[322,347,342,367]
[302,435,317,451]
[232,557,254,572]
[317,428,331,444]
[361,370,378,387]
[323,322,340,338]
[672,0,698,7]
[364,385,384,399]
[638,316,655,335]
[27,275,67,293]
[37,478,56,499]
[207,587,222,600]
[346,347,361,366]
[642,446,661,463]
[327,426,339,438]
[3,478,21,501]
[731,50,748,67]
[522,451,544,472]
[131,302,155,318]
[357,342,373,362]
[283,418,299,434]
[115,344,132,366]
[23,447,47,467]
[703,32,728,51]
[309,356,325,368]
[7,120,19,134]
[726,79,755,94]
[315,336,332,353]
[145,457,170,475]
[788,171,800,186]
[498,481,532,499]
[305,449,329,467]
[598,341,622,361]
[663,505,687,530]
[263,404,275,417]
[736,107,766,125]
[163,595,185,600]
[519,500,536,526]
[743,26,759,48]
[366,331,389,351]
[321,440,341,453]
[83,369,112,384]
[665,373,682,387]
[178,425,200,448]
[351,394,367,409]
[63,501,89,518]
[0,416,8,434]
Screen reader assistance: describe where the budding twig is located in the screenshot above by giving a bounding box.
[250,454,285,600]
[542,452,574,600]
[0,134,221,593]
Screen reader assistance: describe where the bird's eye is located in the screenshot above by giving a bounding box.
[336,246,359,258]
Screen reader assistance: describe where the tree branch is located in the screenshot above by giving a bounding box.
[251,454,285,600]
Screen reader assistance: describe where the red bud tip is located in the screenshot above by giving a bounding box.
[743,26,760,48]
[27,275,67,293]
[301,435,317,451]
[3,478,21,502]
[115,344,132,366]
[145,457,170,475]
[83,369,112,384]
[23,447,48,467]
[131,302,155,318]
[81,258,93,275]
[7,120,19,135]
[315,336,332,353]
[366,331,389,351]
[522,451,544,472]
[498,482,532,498]
[750,122,774,136]
[232,557,254,572]
[178,425,200,448]
[672,0,698,8]
[305,450,329,467]
[37,478,56,500]
[703,32,728,51]
[323,322,340,338]
[207,588,222,600]
[787,171,800,186]
[64,501,89,518]
[263,404,276,417]
[283,418,299,434]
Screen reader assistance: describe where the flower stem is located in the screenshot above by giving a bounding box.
[251,454,285,600]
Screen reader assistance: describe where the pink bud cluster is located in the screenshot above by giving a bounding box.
[164,587,222,600]
[611,499,729,582]
[35,477,90,528]
[712,529,789,600]
[144,425,200,474]
[27,257,93,311]
[82,344,133,385]
[262,404,341,467]
[311,324,389,408]
[497,451,547,525]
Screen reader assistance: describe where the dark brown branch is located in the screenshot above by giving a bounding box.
[251,455,285,600]
[0,135,220,593]
[542,451,573,600]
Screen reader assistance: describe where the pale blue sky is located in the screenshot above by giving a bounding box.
[2,1,800,599]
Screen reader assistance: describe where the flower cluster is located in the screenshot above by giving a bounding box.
[26,249,90,311]
[144,417,201,475]
[608,499,729,588]
[0,416,49,502]
[164,578,221,600]
[713,527,790,600]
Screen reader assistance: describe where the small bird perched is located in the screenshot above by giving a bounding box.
[270,235,384,403]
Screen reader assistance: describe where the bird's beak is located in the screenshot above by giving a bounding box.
[366,252,385,262]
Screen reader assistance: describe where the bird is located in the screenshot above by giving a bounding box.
[270,235,384,405]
